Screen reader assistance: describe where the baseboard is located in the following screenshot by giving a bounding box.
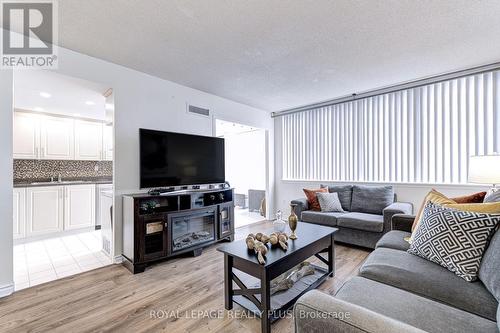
[0,283,14,298]
[113,255,123,264]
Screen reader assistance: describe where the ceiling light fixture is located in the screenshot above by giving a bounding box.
[73,113,81,117]
[85,101,95,106]
[34,107,44,111]
[39,92,51,98]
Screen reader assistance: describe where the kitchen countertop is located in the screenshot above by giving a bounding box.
[14,178,113,188]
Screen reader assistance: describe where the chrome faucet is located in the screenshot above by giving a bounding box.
[57,174,62,182]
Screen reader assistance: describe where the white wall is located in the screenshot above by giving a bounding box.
[0,45,273,297]
[224,129,266,195]
[0,70,14,296]
[273,119,490,216]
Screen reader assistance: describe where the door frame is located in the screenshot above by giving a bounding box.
[212,116,272,220]
[11,70,116,285]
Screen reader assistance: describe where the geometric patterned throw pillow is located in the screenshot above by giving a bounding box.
[408,202,500,282]
[317,192,345,212]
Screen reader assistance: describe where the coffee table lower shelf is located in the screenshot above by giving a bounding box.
[218,222,337,333]
[232,265,329,322]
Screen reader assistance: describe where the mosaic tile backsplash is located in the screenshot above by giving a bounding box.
[14,159,113,181]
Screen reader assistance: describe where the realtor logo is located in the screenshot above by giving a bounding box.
[1,0,58,68]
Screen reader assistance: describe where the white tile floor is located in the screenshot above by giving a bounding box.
[234,207,265,228]
[14,230,112,291]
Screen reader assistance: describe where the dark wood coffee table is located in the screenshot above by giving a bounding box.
[217,222,337,333]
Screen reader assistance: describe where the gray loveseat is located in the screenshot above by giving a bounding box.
[294,215,500,333]
[291,185,413,249]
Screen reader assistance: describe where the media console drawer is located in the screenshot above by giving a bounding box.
[146,221,163,234]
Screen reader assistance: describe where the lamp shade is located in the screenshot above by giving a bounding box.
[468,155,500,184]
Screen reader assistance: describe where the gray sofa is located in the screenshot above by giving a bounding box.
[292,185,413,249]
[294,215,500,333]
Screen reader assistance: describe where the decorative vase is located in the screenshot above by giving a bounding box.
[273,210,286,233]
[259,198,266,217]
[288,204,298,240]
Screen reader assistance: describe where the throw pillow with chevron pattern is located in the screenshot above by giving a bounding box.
[408,201,500,282]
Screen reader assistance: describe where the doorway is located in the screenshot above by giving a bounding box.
[12,70,114,291]
[215,119,267,228]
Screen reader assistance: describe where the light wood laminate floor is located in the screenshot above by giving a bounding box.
[0,221,370,333]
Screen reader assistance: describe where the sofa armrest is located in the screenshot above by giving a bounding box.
[384,202,413,215]
[382,202,413,232]
[391,214,416,232]
[294,290,425,333]
[291,198,309,218]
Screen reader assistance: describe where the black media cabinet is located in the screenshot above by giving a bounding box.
[122,188,235,273]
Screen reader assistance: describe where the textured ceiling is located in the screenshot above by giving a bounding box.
[56,0,500,111]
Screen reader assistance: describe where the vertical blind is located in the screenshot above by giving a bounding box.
[281,70,500,184]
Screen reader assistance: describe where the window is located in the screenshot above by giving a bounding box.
[281,71,500,184]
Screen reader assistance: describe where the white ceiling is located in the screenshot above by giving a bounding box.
[55,0,500,111]
[13,70,110,120]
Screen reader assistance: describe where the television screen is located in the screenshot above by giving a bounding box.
[140,129,225,188]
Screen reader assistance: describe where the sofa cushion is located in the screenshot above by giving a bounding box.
[375,230,411,251]
[484,190,500,203]
[479,229,500,302]
[444,201,500,214]
[350,185,394,215]
[294,290,424,333]
[411,189,457,235]
[317,192,345,212]
[321,184,353,211]
[301,211,344,227]
[360,247,498,321]
[302,188,328,211]
[335,276,498,333]
[451,191,487,203]
[409,202,500,282]
[337,212,384,232]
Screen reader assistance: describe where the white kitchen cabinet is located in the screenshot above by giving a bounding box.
[40,116,75,160]
[74,120,103,160]
[13,188,26,239]
[26,186,64,236]
[14,111,109,162]
[102,124,113,161]
[64,185,96,230]
[13,112,40,159]
[16,184,99,239]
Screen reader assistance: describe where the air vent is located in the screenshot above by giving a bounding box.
[187,104,210,117]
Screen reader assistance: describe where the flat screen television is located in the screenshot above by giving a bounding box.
[140,129,225,188]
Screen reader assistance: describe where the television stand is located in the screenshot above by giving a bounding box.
[122,188,235,273]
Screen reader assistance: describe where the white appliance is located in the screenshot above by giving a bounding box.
[99,188,113,256]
